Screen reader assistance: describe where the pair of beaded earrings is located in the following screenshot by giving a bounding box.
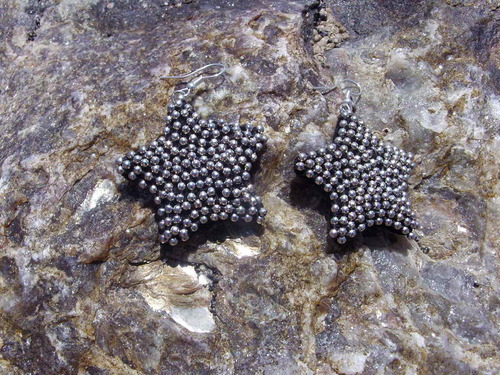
[116,64,420,247]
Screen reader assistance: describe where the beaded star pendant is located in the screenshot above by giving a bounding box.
[116,98,267,246]
[294,105,419,245]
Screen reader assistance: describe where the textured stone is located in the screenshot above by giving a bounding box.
[0,0,499,374]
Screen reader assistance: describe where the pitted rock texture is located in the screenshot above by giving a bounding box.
[0,0,499,374]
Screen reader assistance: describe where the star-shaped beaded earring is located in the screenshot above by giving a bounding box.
[294,80,420,245]
[116,64,267,246]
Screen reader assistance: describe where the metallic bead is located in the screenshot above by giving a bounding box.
[337,236,347,244]
[347,229,357,238]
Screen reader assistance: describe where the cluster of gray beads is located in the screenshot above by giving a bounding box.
[295,110,419,244]
[116,98,267,246]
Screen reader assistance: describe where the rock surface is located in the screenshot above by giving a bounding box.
[0,0,499,374]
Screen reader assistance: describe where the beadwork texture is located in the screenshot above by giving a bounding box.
[117,98,267,246]
[295,109,419,244]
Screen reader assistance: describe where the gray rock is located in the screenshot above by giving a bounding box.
[0,0,498,374]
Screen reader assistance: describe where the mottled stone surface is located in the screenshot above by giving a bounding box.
[0,0,499,374]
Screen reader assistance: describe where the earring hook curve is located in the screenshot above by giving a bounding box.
[161,63,226,80]
[161,63,226,100]
[313,79,362,105]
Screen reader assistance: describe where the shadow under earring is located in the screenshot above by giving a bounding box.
[294,80,420,245]
[116,64,268,247]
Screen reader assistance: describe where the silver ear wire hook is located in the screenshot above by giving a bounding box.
[313,79,362,113]
[161,63,226,100]
[312,85,338,95]
[340,79,361,105]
